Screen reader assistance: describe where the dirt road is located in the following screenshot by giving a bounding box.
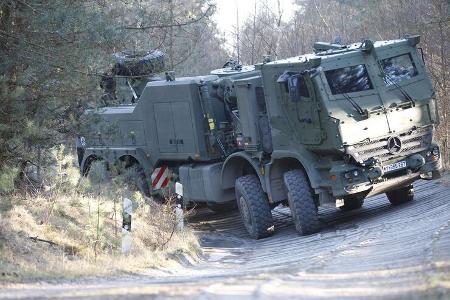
[1,178,450,299]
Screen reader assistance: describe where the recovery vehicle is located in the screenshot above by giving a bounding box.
[79,36,442,239]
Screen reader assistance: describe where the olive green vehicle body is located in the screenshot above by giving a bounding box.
[79,36,442,209]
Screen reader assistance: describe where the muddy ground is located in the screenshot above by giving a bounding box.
[1,177,450,299]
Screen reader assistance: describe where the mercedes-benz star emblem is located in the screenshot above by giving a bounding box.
[387,136,402,154]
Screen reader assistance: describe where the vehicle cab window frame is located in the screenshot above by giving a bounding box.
[379,53,418,86]
[374,47,425,91]
[324,63,374,96]
[318,51,378,101]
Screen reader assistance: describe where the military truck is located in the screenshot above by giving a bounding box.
[79,36,442,239]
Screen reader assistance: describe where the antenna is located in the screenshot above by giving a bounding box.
[236,3,240,64]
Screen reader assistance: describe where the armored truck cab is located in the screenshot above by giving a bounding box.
[256,36,441,205]
[79,36,442,240]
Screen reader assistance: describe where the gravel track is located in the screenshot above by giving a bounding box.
[1,178,450,299]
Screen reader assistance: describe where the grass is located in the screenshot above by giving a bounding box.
[0,150,200,282]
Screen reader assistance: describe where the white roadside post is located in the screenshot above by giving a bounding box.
[122,197,133,254]
[175,182,184,231]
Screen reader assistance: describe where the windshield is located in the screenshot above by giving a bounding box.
[380,53,418,85]
[325,64,373,95]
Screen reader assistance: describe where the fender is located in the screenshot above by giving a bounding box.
[116,147,155,179]
[263,150,323,203]
[269,150,322,189]
[81,147,154,178]
[80,153,99,176]
[221,151,266,191]
[124,148,154,176]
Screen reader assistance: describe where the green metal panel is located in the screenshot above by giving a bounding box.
[172,102,197,154]
[154,102,177,153]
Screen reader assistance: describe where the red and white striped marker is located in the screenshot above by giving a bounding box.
[151,166,170,190]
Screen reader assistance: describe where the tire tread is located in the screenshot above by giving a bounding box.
[386,185,414,205]
[235,175,274,239]
[284,169,320,235]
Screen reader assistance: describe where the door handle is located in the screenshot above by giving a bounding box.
[169,139,183,145]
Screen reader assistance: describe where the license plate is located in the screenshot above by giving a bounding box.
[382,160,407,173]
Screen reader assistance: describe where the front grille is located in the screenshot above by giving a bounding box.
[346,125,433,164]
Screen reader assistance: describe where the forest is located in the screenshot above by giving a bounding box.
[0,0,449,280]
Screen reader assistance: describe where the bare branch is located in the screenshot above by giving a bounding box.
[122,4,214,30]
[29,236,58,246]
[12,0,44,15]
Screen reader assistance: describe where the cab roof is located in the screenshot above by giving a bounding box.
[260,36,419,69]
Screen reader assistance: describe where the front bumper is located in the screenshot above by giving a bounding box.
[329,145,442,198]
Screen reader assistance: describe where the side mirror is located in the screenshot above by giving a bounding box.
[277,71,311,102]
[289,74,311,102]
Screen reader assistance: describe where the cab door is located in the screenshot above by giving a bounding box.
[282,72,322,145]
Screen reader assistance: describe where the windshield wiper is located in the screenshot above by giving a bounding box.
[342,92,368,117]
[331,81,368,118]
[380,67,415,107]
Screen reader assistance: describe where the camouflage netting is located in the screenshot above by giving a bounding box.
[112,50,165,76]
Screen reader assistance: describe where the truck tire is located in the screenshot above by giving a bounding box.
[386,185,414,205]
[208,201,237,213]
[283,169,320,235]
[113,50,165,76]
[339,196,364,211]
[235,175,274,239]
